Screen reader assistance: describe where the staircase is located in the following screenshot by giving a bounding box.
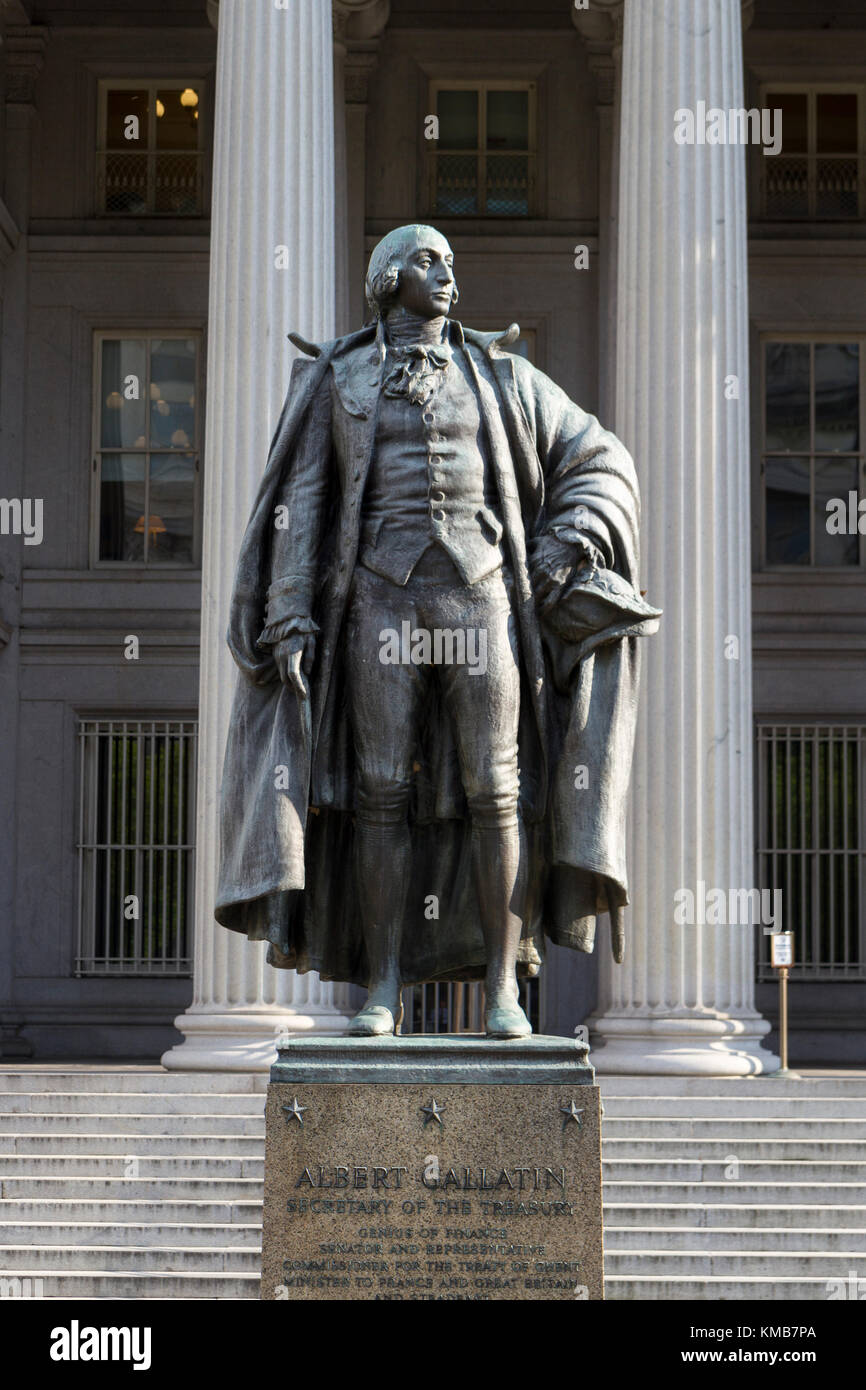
[0,1067,266,1299]
[601,1075,866,1299]
[2,1067,865,1299]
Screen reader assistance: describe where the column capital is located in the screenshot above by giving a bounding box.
[0,1,34,29]
[571,1,623,104]
[207,2,390,46]
[3,24,47,107]
[333,0,389,45]
[571,0,623,48]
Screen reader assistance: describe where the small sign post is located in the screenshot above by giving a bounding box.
[769,931,797,1078]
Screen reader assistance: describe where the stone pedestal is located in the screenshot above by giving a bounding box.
[261,1036,603,1301]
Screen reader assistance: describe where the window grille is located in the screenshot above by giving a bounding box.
[76,719,197,975]
[756,723,866,980]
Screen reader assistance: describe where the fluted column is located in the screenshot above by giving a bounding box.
[0,23,46,1059]
[163,0,354,1072]
[590,0,778,1074]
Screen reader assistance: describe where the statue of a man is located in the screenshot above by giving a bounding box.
[216,225,658,1038]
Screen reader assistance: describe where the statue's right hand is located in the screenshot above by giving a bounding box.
[274,634,315,698]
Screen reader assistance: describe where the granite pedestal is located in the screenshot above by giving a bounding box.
[261,1034,603,1301]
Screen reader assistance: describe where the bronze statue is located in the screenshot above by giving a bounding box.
[216,225,659,1038]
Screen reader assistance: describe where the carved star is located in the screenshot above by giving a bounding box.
[282,1097,307,1126]
[560,1099,584,1131]
[421,1098,445,1126]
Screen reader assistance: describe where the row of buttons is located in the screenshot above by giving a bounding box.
[424,406,447,522]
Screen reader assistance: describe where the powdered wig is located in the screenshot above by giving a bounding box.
[365,224,459,319]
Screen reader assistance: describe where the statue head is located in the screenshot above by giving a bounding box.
[365,224,458,321]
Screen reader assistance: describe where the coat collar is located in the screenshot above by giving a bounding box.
[325,317,521,419]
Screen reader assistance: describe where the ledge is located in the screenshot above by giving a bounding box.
[271,1034,594,1086]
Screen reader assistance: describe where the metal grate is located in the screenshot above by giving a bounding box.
[763,154,863,219]
[434,153,479,216]
[433,151,532,218]
[400,978,540,1034]
[485,153,530,216]
[756,724,866,980]
[98,150,202,216]
[76,719,197,975]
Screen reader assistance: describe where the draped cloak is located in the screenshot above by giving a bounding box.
[215,320,659,986]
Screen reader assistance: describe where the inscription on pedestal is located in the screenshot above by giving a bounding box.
[261,1067,603,1301]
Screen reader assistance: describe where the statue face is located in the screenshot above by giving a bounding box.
[394,231,455,319]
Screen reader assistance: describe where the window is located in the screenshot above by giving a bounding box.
[93,331,201,566]
[77,719,197,976]
[756,724,866,980]
[761,337,863,568]
[761,86,863,219]
[400,980,540,1034]
[97,80,204,215]
[429,81,536,217]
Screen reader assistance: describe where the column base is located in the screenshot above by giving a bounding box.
[160,1005,354,1072]
[588,1010,780,1076]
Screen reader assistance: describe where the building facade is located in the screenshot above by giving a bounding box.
[0,0,864,1068]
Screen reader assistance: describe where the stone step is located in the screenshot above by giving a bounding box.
[0,1244,260,1273]
[0,1093,265,1115]
[603,1117,866,1139]
[599,1097,866,1117]
[0,1154,263,1178]
[0,1070,267,1094]
[604,1249,866,1278]
[603,1158,866,1182]
[0,1222,262,1247]
[604,1274,847,1300]
[604,1202,866,1229]
[0,1113,265,1137]
[0,1134,264,1156]
[0,1198,263,1224]
[598,1077,866,1098]
[0,1177,262,1200]
[603,1181,866,1204]
[603,1138,866,1160]
[0,1270,259,1299]
[604,1225,866,1252]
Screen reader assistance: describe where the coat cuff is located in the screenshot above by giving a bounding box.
[265,574,315,628]
[550,526,608,569]
[257,615,320,650]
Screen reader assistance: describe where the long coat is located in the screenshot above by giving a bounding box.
[215,320,658,987]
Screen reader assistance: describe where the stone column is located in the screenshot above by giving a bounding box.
[163,0,354,1072]
[0,23,46,1059]
[590,0,778,1074]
